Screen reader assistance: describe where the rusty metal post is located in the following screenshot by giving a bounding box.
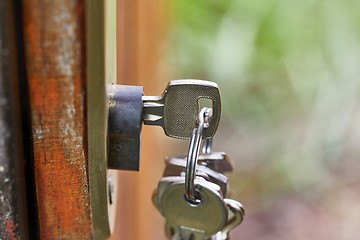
[21,0,92,238]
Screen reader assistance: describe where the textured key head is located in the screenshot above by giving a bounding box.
[158,177,228,236]
[163,80,221,139]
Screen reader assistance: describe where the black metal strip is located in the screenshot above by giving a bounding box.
[14,0,38,238]
[0,0,29,239]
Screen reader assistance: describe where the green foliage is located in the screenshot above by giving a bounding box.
[165,0,360,205]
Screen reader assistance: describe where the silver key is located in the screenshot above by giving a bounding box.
[163,157,229,197]
[164,152,234,175]
[143,79,221,139]
[152,175,185,210]
[198,152,234,174]
[164,199,245,240]
[199,138,234,174]
[219,199,245,240]
[165,223,223,240]
[168,199,245,240]
[154,176,228,239]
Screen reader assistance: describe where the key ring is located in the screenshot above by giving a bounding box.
[185,107,213,203]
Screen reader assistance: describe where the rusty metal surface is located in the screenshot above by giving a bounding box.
[22,0,92,238]
[0,0,29,239]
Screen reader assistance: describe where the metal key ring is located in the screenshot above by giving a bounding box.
[185,107,213,203]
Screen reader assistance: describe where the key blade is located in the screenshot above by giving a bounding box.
[142,95,164,126]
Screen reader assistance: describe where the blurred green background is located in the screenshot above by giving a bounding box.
[164,0,360,239]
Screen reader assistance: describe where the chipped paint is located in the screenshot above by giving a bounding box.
[5,219,20,240]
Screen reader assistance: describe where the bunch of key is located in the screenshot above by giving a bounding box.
[151,81,245,240]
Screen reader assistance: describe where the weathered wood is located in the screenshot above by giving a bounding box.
[0,0,28,239]
[22,0,92,238]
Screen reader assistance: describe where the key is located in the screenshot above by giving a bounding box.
[198,138,234,174]
[152,175,184,210]
[163,157,229,197]
[167,141,234,176]
[164,199,244,240]
[165,222,223,240]
[198,152,234,174]
[165,152,233,174]
[158,177,244,240]
[220,199,245,240]
[154,176,228,239]
[164,199,245,240]
[142,79,221,139]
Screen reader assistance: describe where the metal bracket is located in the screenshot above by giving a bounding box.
[107,85,144,171]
